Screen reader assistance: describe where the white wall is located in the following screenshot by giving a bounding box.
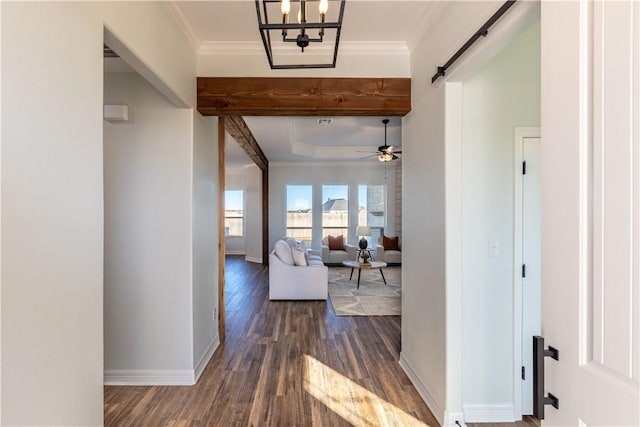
[198,51,409,78]
[400,2,538,425]
[104,72,193,377]
[1,2,196,424]
[192,113,219,377]
[244,166,263,263]
[269,162,396,251]
[460,21,540,419]
[401,3,500,425]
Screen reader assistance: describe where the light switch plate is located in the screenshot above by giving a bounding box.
[488,239,500,257]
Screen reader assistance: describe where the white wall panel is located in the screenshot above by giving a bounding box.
[540,1,639,424]
[591,0,638,380]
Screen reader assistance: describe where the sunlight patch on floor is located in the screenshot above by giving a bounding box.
[303,354,430,427]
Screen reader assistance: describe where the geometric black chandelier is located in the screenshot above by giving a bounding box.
[255,0,346,69]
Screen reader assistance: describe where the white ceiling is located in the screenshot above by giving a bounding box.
[225,116,402,168]
[172,1,434,50]
[142,1,433,167]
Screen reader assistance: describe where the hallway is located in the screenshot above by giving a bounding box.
[104,256,438,425]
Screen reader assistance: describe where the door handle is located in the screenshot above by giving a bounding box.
[533,335,559,419]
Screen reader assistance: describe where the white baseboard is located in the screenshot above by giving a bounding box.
[399,352,445,427]
[104,369,195,386]
[463,403,516,422]
[444,411,466,427]
[104,336,220,386]
[245,256,262,264]
[225,250,245,255]
[194,336,220,383]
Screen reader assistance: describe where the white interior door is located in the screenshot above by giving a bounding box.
[541,1,639,425]
[521,136,541,415]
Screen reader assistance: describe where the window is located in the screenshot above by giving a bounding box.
[286,185,313,244]
[358,185,385,246]
[225,190,244,237]
[322,185,348,240]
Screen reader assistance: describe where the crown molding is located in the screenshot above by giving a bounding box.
[164,1,201,52]
[199,41,264,56]
[199,41,409,57]
[341,41,409,56]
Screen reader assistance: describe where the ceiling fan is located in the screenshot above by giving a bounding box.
[358,119,402,162]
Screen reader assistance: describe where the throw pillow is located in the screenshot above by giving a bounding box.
[286,238,308,253]
[274,240,295,265]
[328,235,345,251]
[383,235,399,250]
[292,248,308,266]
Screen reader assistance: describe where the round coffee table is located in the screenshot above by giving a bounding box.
[342,260,388,289]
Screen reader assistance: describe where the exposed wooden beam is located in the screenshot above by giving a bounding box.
[197,77,411,116]
[224,116,269,172]
[217,117,226,343]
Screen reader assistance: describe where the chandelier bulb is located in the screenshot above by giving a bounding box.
[281,0,290,15]
[319,0,328,15]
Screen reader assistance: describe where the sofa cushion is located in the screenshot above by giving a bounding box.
[328,250,353,264]
[328,235,345,250]
[292,248,308,266]
[383,235,400,250]
[383,250,402,264]
[308,259,325,267]
[274,240,295,265]
[307,254,323,263]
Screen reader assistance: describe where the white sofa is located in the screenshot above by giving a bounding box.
[269,238,328,300]
[375,236,402,265]
[321,236,357,265]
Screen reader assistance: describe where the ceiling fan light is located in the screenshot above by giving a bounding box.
[378,153,393,162]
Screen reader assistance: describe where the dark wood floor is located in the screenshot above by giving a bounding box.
[468,416,539,427]
[104,256,439,426]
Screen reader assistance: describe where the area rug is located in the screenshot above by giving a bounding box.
[328,266,401,316]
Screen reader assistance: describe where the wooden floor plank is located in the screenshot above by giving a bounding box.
[104,256,440,426]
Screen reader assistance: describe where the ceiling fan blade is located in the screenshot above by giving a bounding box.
[393,150,402,154]
[392,154,399,160]
[359,154,379,160]
[355,150,379,153]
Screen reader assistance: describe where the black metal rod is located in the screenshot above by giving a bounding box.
[431,0,517,83]
[259,22,341,30]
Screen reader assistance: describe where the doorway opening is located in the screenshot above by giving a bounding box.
[513,127,541,416]
[444,15,541,424]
